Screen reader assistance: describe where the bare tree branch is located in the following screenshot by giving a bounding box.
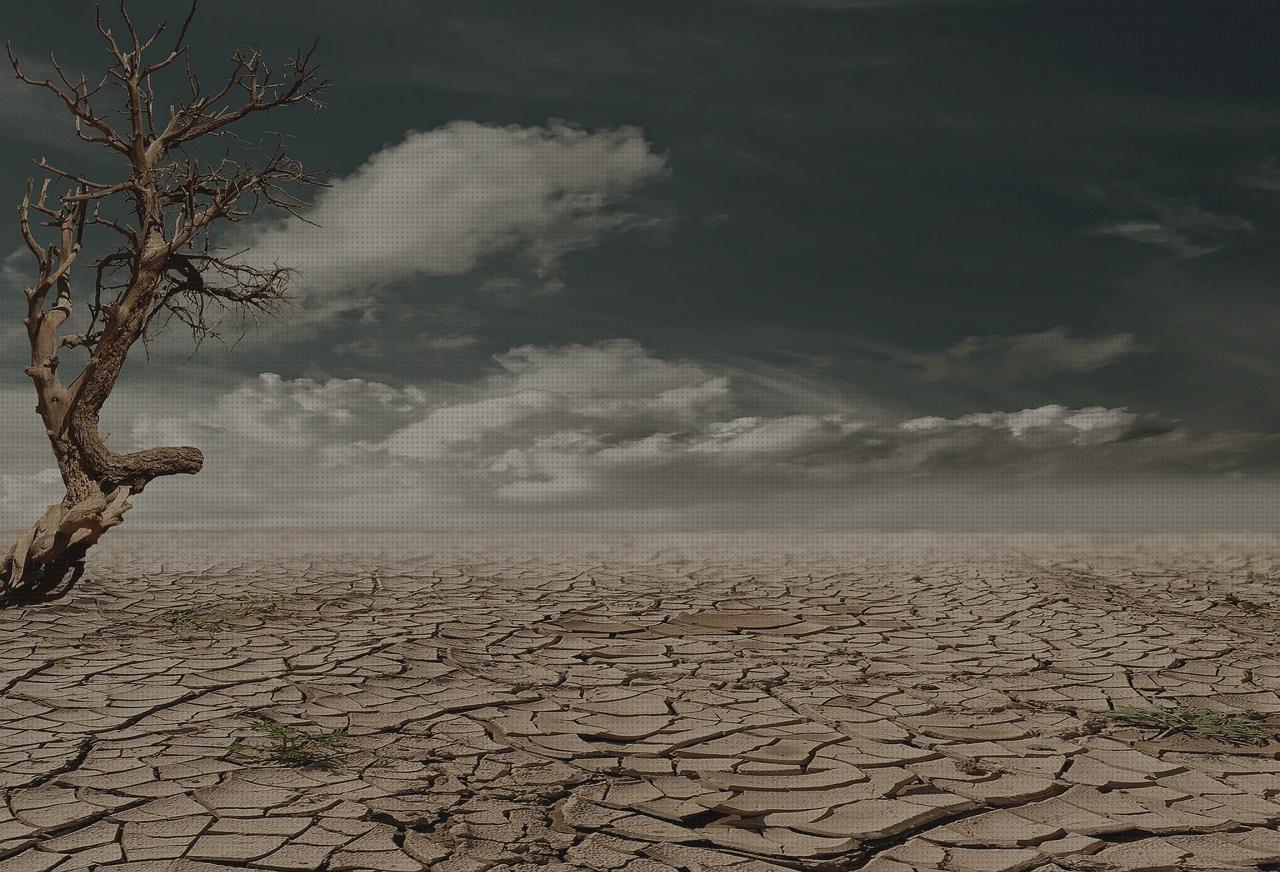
[160,39,328,148]
[6,43,129,154]
[141,1,198,76]
[3,1,328,600]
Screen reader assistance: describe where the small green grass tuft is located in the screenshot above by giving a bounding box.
[165,593,287,630]
[1104,705,1272,746]
[229,718,347,767]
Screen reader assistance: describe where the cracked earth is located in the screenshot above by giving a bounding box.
[2,531,1279,872]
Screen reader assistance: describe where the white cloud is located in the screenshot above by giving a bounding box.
[4,340,1278,530]
[0,467,62,518]
[898,327,1140,382]
[1242,159,1280,193]
[900,404,1143,445]
[385,389,562,459]
[497,339,710,399]
[0,386,53,477]
[231,121,668,309]
[131,373,429,453]
[1087,197,1254,258]
[1088,220,1214,258]
[382,340,732,458]
[1,248,28,290]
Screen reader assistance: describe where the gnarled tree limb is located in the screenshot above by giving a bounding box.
[1,0,326,604]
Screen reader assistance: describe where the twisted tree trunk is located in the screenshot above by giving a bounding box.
[0,437,203,606]
[1,486,132,605]
[1,248,203,605]
[1,1,325,606]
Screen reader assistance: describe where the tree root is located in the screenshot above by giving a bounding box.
[0,487,131,606]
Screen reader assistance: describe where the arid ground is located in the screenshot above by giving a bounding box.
[1,531,1279,872]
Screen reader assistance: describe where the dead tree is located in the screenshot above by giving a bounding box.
[1,2,326,605]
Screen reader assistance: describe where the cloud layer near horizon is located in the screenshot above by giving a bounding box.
[5,338,1274,531]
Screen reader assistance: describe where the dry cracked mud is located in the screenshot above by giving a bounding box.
[2,531,1279,872]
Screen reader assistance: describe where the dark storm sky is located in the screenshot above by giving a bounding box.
[2,0,1279,529]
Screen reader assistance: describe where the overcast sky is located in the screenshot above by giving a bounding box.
[2,0,1280,530]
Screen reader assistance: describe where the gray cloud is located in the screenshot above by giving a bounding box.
[1087,196,1254,258]
[1242,159,1280,193]
[3,2,1279,533]
[4,339,1266,530]
[426,335,481,351]
[1088,220,1214,258]
[0,468,61,520]
[0,387,52,472]
[230,121,669,315]
[896,327,1141,383]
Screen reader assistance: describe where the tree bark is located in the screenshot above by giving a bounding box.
[0,485,131,605]
[67,255,205,493]
[1,252,203,605]
[2,2,325,606]
[1,415,203,605]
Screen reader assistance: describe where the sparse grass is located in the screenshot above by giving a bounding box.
[229,718,348,767]
[1246,569,1280,596]
[165,593,287,630]
[1104,705,1272,746]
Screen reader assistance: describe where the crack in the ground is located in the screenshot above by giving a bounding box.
[2,535,1279,871]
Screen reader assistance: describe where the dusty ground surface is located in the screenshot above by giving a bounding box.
[1,531,1279,872]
